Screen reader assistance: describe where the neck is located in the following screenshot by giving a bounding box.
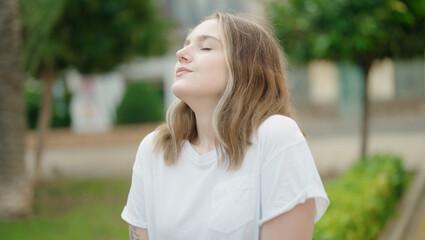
[188,100,218,153]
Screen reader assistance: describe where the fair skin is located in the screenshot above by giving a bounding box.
[172,19,228,154]
[261,199,316,240]
[128,225,148,240]
[128,18,316,240]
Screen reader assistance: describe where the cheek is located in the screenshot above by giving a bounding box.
[206,57,228,88]
[216,61,229,91]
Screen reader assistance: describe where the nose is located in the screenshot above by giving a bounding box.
[176,47,191,63]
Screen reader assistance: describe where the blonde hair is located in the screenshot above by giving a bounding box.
[154,12,292,170]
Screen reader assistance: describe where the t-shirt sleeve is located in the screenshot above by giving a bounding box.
[258,115,330,225]
[121,139,149,229]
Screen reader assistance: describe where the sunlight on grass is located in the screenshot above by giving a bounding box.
[1,169,413,239]
[0,179,131,240]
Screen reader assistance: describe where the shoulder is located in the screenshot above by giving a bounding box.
[138,131,157,150]
[133,130,159,173]
[135,130,160,161]
[257,115,305,148]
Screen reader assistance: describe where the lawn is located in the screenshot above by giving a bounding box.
[0,162,411,239]
[0,178,131,240]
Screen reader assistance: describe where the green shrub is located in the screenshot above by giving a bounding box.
[50,78,72,128]
[115,82,164,124]
[24,78,72,129]
[314,154,405,240]
[24,78,42,129]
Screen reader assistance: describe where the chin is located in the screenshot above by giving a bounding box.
[172,83,191,100]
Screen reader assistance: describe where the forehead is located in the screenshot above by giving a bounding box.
[186,19,221,41]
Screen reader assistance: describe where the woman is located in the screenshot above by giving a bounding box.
[122,12,329,240]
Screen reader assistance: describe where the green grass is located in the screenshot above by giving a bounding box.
[0,178,131,240]
[0,164,413,239]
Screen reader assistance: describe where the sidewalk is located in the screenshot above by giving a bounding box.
[377,166,425,240]
[25,123,159,179]
[404,168,425,240]
[25,116,425,179]
[300,115,425,177]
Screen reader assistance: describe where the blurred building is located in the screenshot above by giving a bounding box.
[122,0,270,115]
[79,0,425,132]
[288,59,425,121]
[161,0,266,28]
[124,0,425,123]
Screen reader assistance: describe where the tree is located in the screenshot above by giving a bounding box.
[0,0,32,219]
[19,0,170,182]
[269,0,425,160]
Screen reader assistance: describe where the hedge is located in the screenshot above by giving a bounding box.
[24,78,72,129]
[115,82,164,124]
[314,154,405,240]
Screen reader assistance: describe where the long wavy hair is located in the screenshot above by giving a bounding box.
[153,12,292,170]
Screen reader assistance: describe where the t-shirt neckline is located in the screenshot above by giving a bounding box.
[183,140,217,166]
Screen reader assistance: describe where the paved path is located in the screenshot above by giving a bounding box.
[25,123,158,179]
[409,170,425,240]
[25,116,425,179]
[379,167,425,240]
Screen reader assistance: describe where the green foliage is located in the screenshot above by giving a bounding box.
[24,78,72,129]
[269,0,425,64]
[116,82,164,124]
[0,179,130,240]
[24,79,43,129]
[19,0,170,75]
[313,154,406,240]
[51,0,170,73]
[50,78,72,128]
[19,0,68,76]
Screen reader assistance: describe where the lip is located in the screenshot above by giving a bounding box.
[176,67,193,77]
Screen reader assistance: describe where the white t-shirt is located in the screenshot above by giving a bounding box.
[122,115,330,240]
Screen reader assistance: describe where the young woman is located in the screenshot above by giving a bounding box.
[122,12,329,240]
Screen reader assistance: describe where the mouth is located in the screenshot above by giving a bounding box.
[176,67,193,77]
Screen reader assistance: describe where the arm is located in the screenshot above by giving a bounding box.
[261,198,315,240]
[129,225,149,240]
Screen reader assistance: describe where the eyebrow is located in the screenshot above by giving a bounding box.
[184,35,221,46]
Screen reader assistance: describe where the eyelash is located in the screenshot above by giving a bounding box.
[201,48,211,51]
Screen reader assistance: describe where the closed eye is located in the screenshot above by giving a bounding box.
[201,48,212,51]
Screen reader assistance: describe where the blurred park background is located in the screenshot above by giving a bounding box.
[0,0,424,239]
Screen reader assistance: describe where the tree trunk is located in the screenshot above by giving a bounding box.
[360,61,373,161]
[0,0,33,220]
[33,66,56,184]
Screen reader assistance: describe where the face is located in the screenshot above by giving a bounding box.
[172,19,228,104]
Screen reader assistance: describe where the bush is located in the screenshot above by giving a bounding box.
[115,82,164,124]
[314,154,405,240]
[24,78,42,129]
[51,78,72,128]
[24,78,72,129]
